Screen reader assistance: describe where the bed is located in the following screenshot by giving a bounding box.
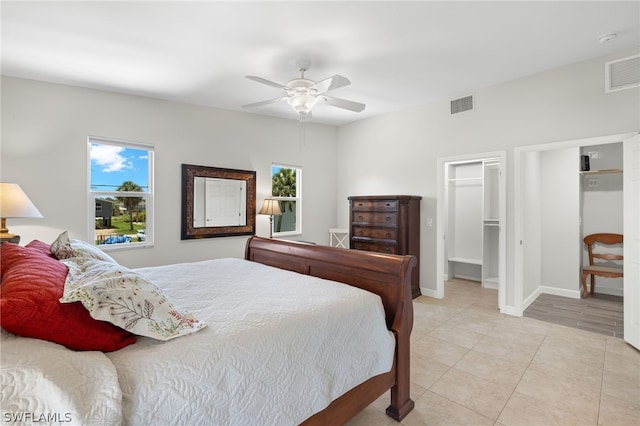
[1,235,416,425]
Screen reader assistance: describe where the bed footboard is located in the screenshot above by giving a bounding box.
[244,236,416,423]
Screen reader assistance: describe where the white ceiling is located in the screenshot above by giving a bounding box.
[2,1,639,126]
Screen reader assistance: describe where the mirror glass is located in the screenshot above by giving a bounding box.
[181,164,256,239]
[193,177,247,227]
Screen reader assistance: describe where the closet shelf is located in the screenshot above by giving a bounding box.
[579,168,622,175]
[448,177,482,182]
[448,257,482,265]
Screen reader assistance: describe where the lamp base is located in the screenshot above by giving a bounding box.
[0,232,20,244]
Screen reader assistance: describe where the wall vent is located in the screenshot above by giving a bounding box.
[605,54,640,93]
[450,94,474,114]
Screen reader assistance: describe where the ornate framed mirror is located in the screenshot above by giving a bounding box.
[181,164,256,239]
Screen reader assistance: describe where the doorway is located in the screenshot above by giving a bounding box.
[514,132,639,350]
[436,150,507,311]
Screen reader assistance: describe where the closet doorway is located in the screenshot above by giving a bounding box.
[436,151,506,311]
[514,132,639,350]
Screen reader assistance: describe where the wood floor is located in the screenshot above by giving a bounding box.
[524,293,623,338]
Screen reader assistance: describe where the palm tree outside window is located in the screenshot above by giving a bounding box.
[271,164,302,236]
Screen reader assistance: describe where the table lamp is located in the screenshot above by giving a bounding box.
[258,199,282,238]
[0,182,43,244]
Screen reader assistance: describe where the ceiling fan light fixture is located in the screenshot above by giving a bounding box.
[287,94,318,114]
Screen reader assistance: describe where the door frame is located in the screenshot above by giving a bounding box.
[622,133,640,349]
[435,150,506,310]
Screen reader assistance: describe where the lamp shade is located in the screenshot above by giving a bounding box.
[0,183,43,218]
[258,199,282,216]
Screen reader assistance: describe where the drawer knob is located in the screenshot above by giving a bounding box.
[357,215,363,220]
[385,216,391,221]
[356,244,363,249]
[356,230,362,236]
[384,247,390,253]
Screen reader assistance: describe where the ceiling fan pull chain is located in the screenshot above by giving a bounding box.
[299,113,307,151]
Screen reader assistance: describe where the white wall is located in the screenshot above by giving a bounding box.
[1,77,338,268]
[522,151,542,300]
[336,48,640,309]
[540,148,581,294]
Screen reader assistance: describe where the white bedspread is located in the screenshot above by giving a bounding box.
[1,330,123,426]
[106,258,395,426]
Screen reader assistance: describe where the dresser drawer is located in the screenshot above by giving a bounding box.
[352,226,398,240]
[352,212,398,225]
[351,200,398,212]
[351,240,398,254]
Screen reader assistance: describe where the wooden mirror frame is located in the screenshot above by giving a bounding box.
[181,164,256,239]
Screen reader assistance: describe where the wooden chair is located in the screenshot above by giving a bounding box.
[581,233,623,298]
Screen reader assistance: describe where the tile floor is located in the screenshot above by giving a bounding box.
[346,279,640,426]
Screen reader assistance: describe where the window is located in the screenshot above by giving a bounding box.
[271,163,301,236]
[88,137,154,248]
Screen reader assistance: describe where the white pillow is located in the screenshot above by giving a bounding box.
[59,257,206,341]
[0,332,123,425]
[50,231,117,264]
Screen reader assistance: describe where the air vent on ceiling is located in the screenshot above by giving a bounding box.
[450,94,474,115]
[605,54,640,93]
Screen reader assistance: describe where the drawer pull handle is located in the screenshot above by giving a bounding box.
[386,203,391,207]
[385,216,391,221]
[357,203,363,206]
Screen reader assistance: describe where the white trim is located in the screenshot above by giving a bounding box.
[88,135,155,151]
[420,287,440,299]
[87,137,155,249]
[271,163,302,237]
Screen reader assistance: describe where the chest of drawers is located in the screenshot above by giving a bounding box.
[348,195,421,298]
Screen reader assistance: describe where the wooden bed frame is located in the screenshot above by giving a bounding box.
[244,236,416,424]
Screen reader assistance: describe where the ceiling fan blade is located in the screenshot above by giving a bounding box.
[310,75,351,93]
[242,97,288,109]
[245,75,289,90]
[319,95,366,113]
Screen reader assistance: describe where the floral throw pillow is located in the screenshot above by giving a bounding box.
[50,231,118,264]
[59,257,207,341]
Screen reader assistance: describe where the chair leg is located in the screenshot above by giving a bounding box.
[581,272,589,299]
[590,274,595,295]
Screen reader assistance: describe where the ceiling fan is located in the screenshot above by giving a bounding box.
[242,59,365,120]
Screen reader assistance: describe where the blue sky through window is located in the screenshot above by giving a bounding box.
[90,144,149,191]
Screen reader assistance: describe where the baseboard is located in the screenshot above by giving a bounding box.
[592,287,623,297]
[500,305,523,317]
[539,286,581,299]
[521,287,543,313]
[520,285,581,314]
[420,287,441,299]
[450,274,482,282]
